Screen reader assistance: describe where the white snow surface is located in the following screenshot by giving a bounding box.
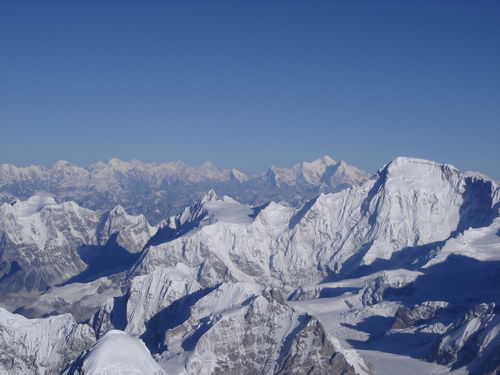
[7,194,58,217]
[200,192,254,225]
[70,330,165,375]
[359,350,457,375]
[424,216,500,267]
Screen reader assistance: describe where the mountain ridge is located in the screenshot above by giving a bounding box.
[0,156,371,224]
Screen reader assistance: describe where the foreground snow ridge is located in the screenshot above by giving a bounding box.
[64,330,165,375]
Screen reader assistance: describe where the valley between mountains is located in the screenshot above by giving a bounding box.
[0,156,498,375]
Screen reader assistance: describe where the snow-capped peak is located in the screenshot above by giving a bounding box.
[381,156,461,179]
[5,194,58,217]
[180,190,254,227]
[65,330,165,375]
[229,168,249,182]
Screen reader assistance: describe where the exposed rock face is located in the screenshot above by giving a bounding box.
[434,303,499,368]
[275,317,363,375]
[91,275,372,375]
[0,308,94,375]
[178,284,372,375]
[390,301,449,331]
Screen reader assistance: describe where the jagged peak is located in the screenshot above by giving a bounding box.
[201,189,218,202]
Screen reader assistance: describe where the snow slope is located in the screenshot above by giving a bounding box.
[64,330,165,375]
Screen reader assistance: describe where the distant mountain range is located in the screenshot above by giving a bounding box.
[0,156,370,223]
[0,156,498,375]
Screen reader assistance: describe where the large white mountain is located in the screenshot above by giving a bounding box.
[133,157,499,287]
[0,156,370,223]
[0,156,498,374]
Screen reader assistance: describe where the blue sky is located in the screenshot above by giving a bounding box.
[1,1,499,177]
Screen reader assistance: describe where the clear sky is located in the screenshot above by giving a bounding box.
[1,1,499,177]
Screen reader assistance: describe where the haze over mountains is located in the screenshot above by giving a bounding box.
[0,156,498,375]
[0,156,370,223]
